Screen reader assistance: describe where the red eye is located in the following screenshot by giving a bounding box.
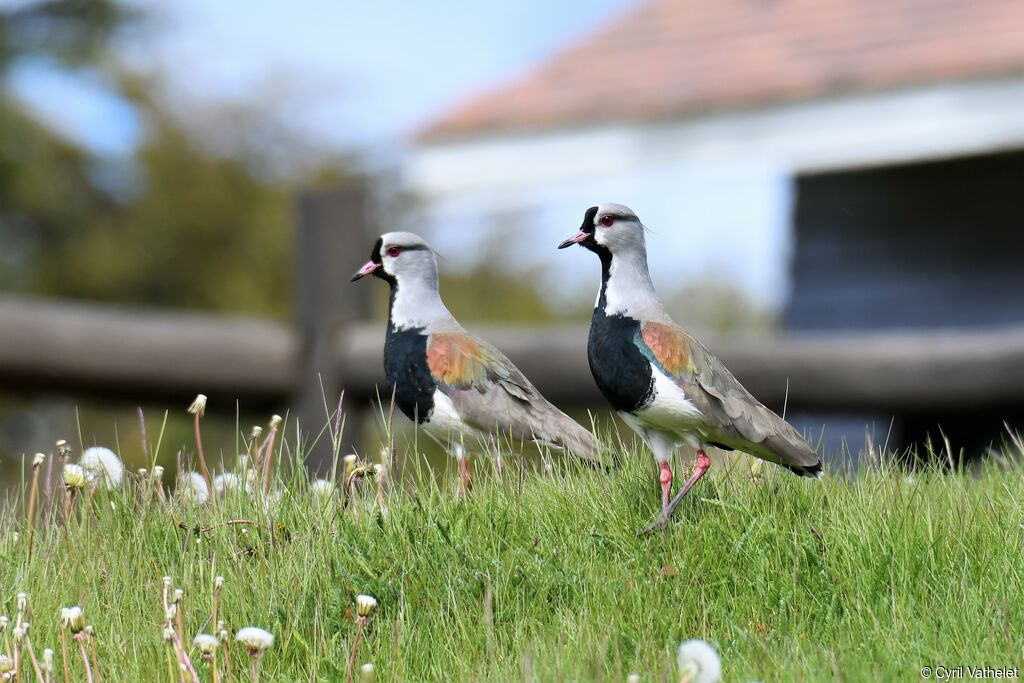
[386,246,401,258]
[599,215,614,227]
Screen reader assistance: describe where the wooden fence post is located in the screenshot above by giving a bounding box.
[295,187,371,475]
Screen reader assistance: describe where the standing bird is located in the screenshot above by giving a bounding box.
[558,205,821,533]
[352,232,601,492]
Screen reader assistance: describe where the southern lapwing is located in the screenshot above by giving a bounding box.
[558,205,821,533]
[352,232,601,492]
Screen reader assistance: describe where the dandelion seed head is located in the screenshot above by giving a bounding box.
[269,415,282,429]
[173,588,184,603]
[0,655,12,675]
[214,576,224,591]
[193,633,219,654]
[60,606,85,634]
[11,626,24,644]
[355,594,378,618]
[261,489,283,514]
[153,466,165,480]
[163,575,172,588]
[750,458,764,481]
[80,446,124,489]
[250,426,263,441]
[0,616,6,632]
[163,626,175,643]
[235,626,274,654]
[214,473,248,495]
[677,639,721,683]
[32,452,45,468]
[42,649,54,672]
[188,394,208,416]
[343,454,358,476]
[62,464,87,492]
[16,593,26,612]
[177,471,209,504]
[310,479,335,501]
[360,662,376,682]
[627,674,641,683]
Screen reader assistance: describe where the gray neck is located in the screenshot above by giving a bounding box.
[388,274,460,333]
[602,248,666,321]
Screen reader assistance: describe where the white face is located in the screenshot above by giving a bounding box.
[351,231,437,284]
[378,232,437,282]
[590,204,645,255]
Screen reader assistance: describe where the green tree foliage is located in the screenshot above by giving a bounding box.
[0,1,355,320]
[0,0,133,69]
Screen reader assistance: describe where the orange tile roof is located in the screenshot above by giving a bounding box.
[420,0,1024,141]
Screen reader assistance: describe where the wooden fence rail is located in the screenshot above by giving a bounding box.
[4,295,1024,412]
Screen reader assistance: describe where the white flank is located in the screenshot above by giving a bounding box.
[636,365,703,429]
[423,390,484,445]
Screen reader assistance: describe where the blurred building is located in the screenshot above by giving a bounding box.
[404,0,1024,456]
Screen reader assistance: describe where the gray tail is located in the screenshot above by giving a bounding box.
[549,418,615,470]
[782,461,824,479]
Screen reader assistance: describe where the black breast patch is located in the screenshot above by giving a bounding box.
[587,307,655,413]
[383,324,437,424]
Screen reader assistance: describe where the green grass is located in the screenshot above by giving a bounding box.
[1,423,1023,682]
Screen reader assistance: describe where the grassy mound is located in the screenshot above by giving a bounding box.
[1,425,1022,681]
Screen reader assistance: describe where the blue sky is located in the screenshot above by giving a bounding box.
[8,0,640,156]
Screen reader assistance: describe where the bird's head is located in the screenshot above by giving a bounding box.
[557,204,646,258]
[350,231,438,287]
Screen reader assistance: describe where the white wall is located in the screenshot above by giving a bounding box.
[404,77,1024,316]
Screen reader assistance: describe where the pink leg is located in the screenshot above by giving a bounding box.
[659,461,673,511]
[458,457,473,495]
[641,450,712,535]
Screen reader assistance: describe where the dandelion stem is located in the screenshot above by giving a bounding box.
[62,490,74,540]
[59,631,69,683]
[76,639,94,683]
[250,657,259,683]
[138,407,149,460]
[344,622,365,683]
[88,638,99,683]
[164,644,176,683]
[194,412,212,496]
[260,424,279,494]
[26,456,43,562]
[25,636,44,683]
[221,641,232,683]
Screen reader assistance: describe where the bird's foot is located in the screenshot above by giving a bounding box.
[638,449,713,536]
[638,512,673,536]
